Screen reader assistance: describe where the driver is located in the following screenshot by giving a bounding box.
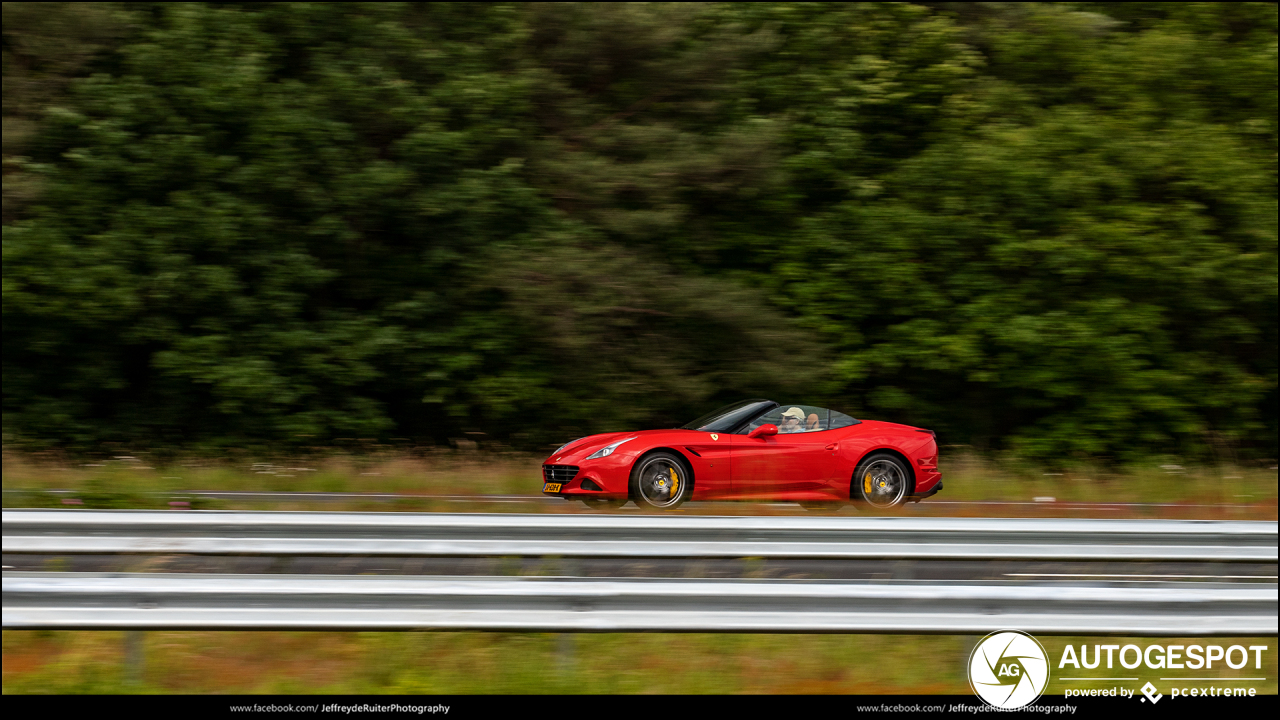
[779,407,806,433]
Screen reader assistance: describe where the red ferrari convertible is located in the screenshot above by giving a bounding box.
[541,399,942,510]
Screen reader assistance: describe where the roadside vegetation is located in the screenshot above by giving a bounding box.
[4,3,1276,463]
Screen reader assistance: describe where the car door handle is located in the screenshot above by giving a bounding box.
[825,443,838,451]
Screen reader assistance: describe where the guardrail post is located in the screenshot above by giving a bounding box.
[124,630,145,686]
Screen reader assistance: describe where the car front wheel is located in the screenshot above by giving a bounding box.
[630,451,692,510]
[852,453,912,509]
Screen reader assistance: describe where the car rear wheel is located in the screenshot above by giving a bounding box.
[580,497,628,510]
[630,451,692,510]
[852,453,912,509]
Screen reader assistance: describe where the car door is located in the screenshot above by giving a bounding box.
[679,431,734,497]
[731,405,840,496]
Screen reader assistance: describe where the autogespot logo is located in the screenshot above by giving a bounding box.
[969,630,1050,709]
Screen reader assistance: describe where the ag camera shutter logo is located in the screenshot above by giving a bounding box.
[968,630,1050,709]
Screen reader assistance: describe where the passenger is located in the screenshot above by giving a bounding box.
[779,407,806,433]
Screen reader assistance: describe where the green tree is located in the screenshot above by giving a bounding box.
[3,3,1275,459]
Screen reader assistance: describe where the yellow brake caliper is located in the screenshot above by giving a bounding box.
[669,465,679,496]
[864,472,873,495]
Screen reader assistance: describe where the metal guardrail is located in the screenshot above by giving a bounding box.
[3,510,1276,561]
[4,572,1274,635]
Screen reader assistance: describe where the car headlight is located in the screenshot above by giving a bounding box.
[586,436,638,460]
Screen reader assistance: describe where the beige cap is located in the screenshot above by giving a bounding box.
[781,407,805,420]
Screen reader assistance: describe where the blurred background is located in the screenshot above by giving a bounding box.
[3,2,1276,462]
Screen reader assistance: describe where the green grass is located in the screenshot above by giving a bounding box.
[2,450,538,496]
[4,630,1275,695]
[936,453,1278,505]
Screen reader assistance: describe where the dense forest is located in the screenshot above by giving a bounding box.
[3,3,1276,459]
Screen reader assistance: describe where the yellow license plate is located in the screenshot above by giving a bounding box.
[543,483,562,493]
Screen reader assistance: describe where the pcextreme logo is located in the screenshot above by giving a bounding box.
[969,630,1050,709]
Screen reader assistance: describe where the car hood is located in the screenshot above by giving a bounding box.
[545,428,688,463]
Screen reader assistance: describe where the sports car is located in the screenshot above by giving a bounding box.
[541,399,942,510]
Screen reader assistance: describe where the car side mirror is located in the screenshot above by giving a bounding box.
[748,424,778,439]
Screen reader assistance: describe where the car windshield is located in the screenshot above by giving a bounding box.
[738,404,861,434]
[681,399,777,432]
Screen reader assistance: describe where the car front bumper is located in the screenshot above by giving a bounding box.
[541,456,632,499]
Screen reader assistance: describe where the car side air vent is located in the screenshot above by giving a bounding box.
[684,447,702,457]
